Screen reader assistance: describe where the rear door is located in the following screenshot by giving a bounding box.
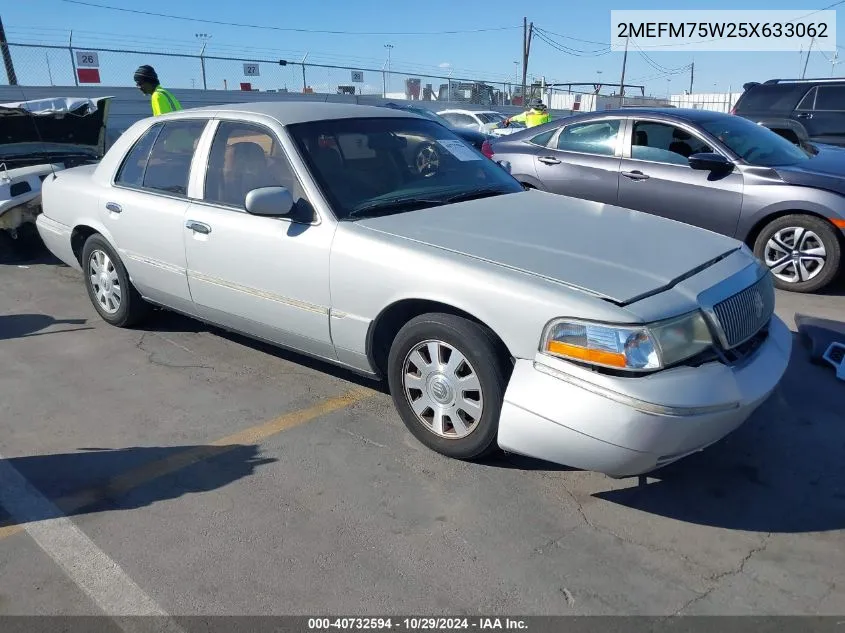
[793,85,845,145]
[100,119,208,313]
[616,117,744,237]
[532,117,623,205]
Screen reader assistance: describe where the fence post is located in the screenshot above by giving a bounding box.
[69,30,78,87]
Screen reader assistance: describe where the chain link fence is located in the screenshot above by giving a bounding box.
[3,42,542,108]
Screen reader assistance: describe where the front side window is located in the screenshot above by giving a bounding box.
[141,120,206,195]
[630,121,713,165]
[287,116,523,220]
[204,121,307,212]
[700,115,809,166]
[555,120,621,156]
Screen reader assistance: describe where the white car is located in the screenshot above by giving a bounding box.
[437,109,524,136]
[36,102,791,478]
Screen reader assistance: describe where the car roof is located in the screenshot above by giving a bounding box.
[593,107,730,123]
[168,100,424,125]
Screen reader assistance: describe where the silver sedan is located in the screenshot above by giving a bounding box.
[36,101,792,477]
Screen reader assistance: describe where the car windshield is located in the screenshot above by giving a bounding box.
[287,116,523,220]
[477,112,503,124]
[700,116,810,166]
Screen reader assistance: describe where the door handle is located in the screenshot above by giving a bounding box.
[796,112,813,119]
[185,220,211,235]
[105,202,122,214]
[621,170,650,181]
[538,156,561,165]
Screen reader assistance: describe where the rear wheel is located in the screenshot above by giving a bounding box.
[753,214,842,293]
[81,234,150,327]
[387,313,507,460]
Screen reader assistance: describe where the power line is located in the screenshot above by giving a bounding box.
[532,28,611,57]
[57,0,521,35]
[532,27,611,56]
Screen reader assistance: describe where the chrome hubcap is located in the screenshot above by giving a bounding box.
[88,249,122,314]
[402,340,483,439]
[764,227,826,284]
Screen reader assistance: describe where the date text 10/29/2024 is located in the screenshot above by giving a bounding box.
[308,618,529,630]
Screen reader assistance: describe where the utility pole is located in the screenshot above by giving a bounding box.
[689,60,694,94]
[0,15,19,86]
[801,36,814,79]
[521,18,533,105]
[618,36,629,100]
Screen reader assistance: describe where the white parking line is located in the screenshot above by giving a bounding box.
[0,451,186,633]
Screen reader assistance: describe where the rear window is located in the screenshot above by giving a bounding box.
[734,84,812,113]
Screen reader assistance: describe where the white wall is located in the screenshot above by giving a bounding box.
[669,92,742,113]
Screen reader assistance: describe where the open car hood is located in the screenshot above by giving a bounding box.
[0,96,113,159]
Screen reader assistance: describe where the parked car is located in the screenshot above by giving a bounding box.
[487,107,845,293]
[0,96,112,241]
[437,108,525,136]
[381,103,491,149]
[36,102,791,478]
[732,78,845,148]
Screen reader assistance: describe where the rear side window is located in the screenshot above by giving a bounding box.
[814,86,845,111]
[734,85,811,113]
[114,123,162,187]
[142,121,207,195]
[528,128,557,147]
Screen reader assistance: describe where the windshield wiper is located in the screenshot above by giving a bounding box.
[443,187,514,204]
[347,196,444,219]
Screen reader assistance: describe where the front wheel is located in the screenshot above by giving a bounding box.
[753,214,842,293]
[81,234,150,327]
[387,313,507,461]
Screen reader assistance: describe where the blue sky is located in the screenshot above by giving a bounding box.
[2,0,843,96]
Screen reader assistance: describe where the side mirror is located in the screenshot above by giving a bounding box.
[688,152,733,172]
[497,160,512,173]
[244,186,295,217]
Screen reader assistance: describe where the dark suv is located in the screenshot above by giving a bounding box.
[732,78,845,147]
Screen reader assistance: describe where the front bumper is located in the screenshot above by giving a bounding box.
[497,314,792,477]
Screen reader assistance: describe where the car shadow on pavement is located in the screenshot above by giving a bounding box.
[0,444,276,528]
[0,229,63,267]
[0,314,92,341]
[592,332,845,533]
[139,309,390,393]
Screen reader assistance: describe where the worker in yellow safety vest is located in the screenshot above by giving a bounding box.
[504,98,551,128]
[133,65,183,116]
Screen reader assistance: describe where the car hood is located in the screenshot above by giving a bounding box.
[773,146,845,196]
[0,96,113,159]
[355,190,741,304]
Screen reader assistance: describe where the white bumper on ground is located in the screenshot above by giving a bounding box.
[497,315,793,477]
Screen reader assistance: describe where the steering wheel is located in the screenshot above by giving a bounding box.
[415,142,440,178]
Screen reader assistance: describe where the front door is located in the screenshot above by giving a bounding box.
[183,120,336,361]
[533,117,623,206]
[617,118,744,237]
[99,119,208,313]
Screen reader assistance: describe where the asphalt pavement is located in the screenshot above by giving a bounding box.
[1,239,844,619]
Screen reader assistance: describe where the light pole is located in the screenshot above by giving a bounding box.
[195,33,212,90]
[384,43,394,95]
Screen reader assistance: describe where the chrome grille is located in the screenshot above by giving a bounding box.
[711,272,775,349]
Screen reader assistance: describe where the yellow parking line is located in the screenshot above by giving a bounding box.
[0,387,375,542]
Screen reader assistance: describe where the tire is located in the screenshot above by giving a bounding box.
[387,313,508,461]
[753,214,842,293]
[81,233,150,327]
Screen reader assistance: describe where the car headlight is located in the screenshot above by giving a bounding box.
[540,312,714,372]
